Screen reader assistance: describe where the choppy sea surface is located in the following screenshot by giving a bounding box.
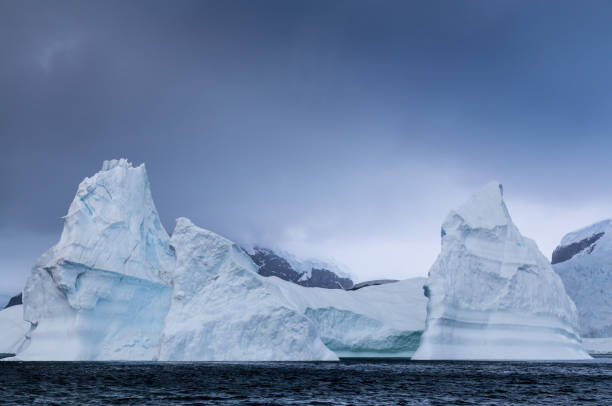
[2,359,612,405]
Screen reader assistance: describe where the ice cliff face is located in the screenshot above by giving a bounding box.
[20,159,175,360]
[158,218,337,361]
[413,182,589,360]
[17,159,339,361]
[553,220,612,339]
[276,277,427,357]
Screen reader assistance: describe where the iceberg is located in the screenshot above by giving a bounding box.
[20,159,174,360]
[413,182,589,360]
[553,220,612,353]
[158,218,337,361]
[14,159,340,361]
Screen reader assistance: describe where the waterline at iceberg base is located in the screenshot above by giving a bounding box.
[412,182,590,360]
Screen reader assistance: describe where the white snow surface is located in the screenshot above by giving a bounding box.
[158,218,337,361]
[0,305,30,355]
[413,181,589,360]
[559,219,612,247]
[275,277,427,357]
[553,219,612,338]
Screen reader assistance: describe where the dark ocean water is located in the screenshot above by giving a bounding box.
[2,359,612,405]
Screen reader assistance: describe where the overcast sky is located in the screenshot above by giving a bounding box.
[2,0,612,295]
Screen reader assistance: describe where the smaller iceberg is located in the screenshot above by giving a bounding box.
[413,182,589,360]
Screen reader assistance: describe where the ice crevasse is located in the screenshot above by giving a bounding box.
[413,182,590,360]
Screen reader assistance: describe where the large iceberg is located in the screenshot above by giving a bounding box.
[158,218,337,361]
[20,159,175,360]
[14,159,341,360]
[552,220,612,354]
[413,182,589,360]
[276,277,427,357]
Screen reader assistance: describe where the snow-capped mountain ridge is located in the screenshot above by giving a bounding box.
[559,219,612,247]
[246,246,354,289]
[552,219,612,265]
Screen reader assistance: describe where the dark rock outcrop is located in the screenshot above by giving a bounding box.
[4,293,22,309]
[551,232,605,264]
[247,248,302,283]
[349,279,399,291]
[298,268,353,290]
[246,247,353,289]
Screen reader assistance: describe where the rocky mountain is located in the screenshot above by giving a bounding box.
[246,247,354,289]
[4,293,22,309]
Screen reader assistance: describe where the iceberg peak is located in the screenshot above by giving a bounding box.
[52,158,175,284]
[449,181,508,231]
[101,158,136,172]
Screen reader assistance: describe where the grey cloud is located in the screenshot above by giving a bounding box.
[2,1,612,291]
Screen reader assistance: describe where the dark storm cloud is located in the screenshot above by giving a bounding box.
[2,1,612,292]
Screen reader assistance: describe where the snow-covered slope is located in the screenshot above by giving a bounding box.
[553,220,612,340]
[158,218,337,361]
[275,277,427,357]
[0,305,29,355]
[20,159,175,360]
[413,182,589,360]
